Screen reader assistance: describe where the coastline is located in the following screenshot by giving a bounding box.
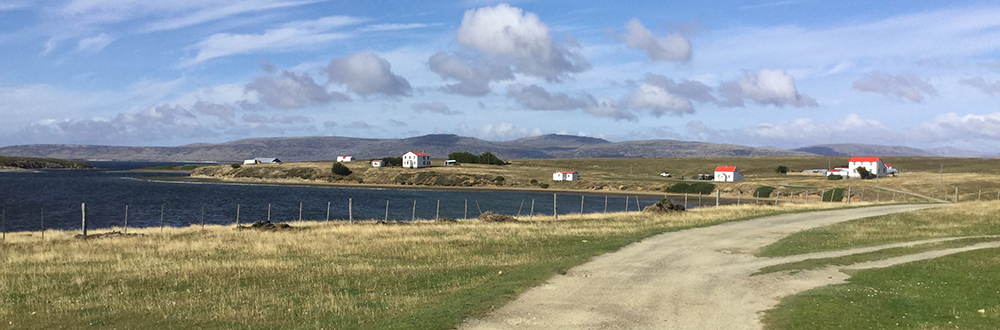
[149,175,706,199]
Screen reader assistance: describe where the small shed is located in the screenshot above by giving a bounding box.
[243,159,257,165]
[337,155,354,162]
[553,171,578,181]
[371,159,386,167]
[714,166,742,182]
[444,159,458,165]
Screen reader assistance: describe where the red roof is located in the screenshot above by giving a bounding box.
[555,171,577,174]
[885,163,892,167]
[408,151,430,157]
[715,166,737,172]
[849,157,881,162]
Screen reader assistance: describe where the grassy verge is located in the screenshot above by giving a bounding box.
[758,201,1000,257]
[0,203,841,330]
[763,248,1000,329]
[760,202,1000,329]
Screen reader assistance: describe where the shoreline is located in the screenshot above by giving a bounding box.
[149,175,729,200]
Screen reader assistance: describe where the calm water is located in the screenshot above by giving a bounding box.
[0,162,671,232]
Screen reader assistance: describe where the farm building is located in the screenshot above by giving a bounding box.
[714,166,743,182]
[553,171,578,181]
[444,159,458,165]
[402,151,431,169]
[337,155,353,162]
[371,159,386,167]
[243,158,282,165]
[848,157,888,178]
[827,167,850,177]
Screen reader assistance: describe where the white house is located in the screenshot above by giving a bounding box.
[714,166,743,182]
[553,171,578,181]
[337,155,354,162]
[402,151,431,169]
[848,157,888,178]
[371,159,386,167]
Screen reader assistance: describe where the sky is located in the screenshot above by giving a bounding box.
[1,0,999,152]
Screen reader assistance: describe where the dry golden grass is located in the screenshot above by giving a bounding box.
[0,203,846,329]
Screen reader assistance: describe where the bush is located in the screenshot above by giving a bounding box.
[539,183,549,189]
[827,174,843,180]
[332,162,352,176]
[754,186,776,198]
[856,167,875,179]
[822,188,846,202]
[775,166,789,174]
[529,179,538,184]
[230,163,241,169]
[447,152,479,163]
[382,157,402,167]
[665,182,716,194]
[493,176,505,184]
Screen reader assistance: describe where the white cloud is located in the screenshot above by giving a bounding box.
[58,0,323,30]
[718,68,817,107]
[13,105,214,145]
[192,101,236,119]
[360,23,437,32]
[686,114,893,148]
[506,84,586,110]
[325,51,412,97]
[619,18,691,62]
[915,112,1000,141]
[245,70,349,109]
[457,122,543,141]
[76,33,115,52]
[185,15,362,65]
[412,101,464,115]
[428,51,513,96]
[852,71,937,103]
[242,114,312,124]
[455,4,589,82]
[0,1,31,11]
[959,77,1000,96]
[627,83,693,115]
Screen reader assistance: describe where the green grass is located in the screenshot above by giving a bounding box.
[758,202,1000,257]
[0,204,841,330]
[763,248,1000,329]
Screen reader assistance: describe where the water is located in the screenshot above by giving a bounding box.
[0,162,669,232]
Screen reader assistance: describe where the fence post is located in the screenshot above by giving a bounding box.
[580,195,585,214]
[81,203,86,237]
[698,193,702,207]
[412,200,416,221]
[267,203,271,222]
[326,202,331,221]
[517,199,524,218]
[635,196,640,211]
[737,191,741,205]
[553,194,558,220]
[236,204,240,226]
[299,202,303,221]
[847,187,852,204]
[955,187,959,203]
[604,196,608,213]
[160,205,164,232]
[530,199,535,220]
[385,200,389,222]
[124,204,129,234]
[861,189,865,202]
[436,200,440,220]
[684,193,688,207]
[625,194,629,212]
[465,199,468,219]
[716,189,720,206]
[349,198,354,223]
[775,191,780,205]
[201,204,205,229]
[755,191,759,204]
[476,201,483,215]
[979,190,982,201]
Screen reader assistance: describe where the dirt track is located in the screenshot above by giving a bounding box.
[460,204,949,330]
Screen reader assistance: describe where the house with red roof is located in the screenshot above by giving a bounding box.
[848,157,888,178]
[402,151,431,169]
[714,165,743,182]
[553,171,578,181]
[336,155,353,162]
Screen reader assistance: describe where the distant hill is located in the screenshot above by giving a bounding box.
[0,134,810,162]
[793,144,996,158]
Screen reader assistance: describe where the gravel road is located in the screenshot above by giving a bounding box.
[460,204,943,330]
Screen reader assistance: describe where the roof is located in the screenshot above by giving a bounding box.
[555,171,577,174]
[407,151,430,157]
[849,157,881,162]
[885,163,892,167]
[339,155,352,157]
[715,166,737,172]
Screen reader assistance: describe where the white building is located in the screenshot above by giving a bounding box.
[553,171,578,181]
[243,158,281,165]
[848,157,888,178]
[402,151,431,169]
[444,160,458,165]
[714,166,743,182]
[336,155,353,162]
[827,167,850,177]
[371,159,386,167]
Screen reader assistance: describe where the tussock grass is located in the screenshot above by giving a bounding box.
[759,201,1000,257]
[1,203,841,329]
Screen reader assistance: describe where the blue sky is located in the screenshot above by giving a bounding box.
[1,1,999,151]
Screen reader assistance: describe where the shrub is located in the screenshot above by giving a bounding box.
[754,186,776,198]
[665,182,716,194]
[332,162,352,176]
[493,176,505,184]
[775,166,789,174]
[529,179,538,185]
[382,157,402,167]
[822,188,846,202]
[827,174,843,180]
[230,163,241,169]
[856,167,874,179]
[447,152,479,163]
[539,183,549,189]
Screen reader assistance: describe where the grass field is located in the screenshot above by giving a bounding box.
[192,156,1000,203]
[760,202,1000,329]
[0,203,845,330]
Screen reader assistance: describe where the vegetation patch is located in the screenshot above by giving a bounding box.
[821,188,845,202]
[666,182,716,195]
[0,156,91,169]
[754,186,776,198]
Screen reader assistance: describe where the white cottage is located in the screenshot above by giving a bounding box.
[714,166,743,182]
[848,157,888,178]
[244,158,281,165]
[371,159,386,167]
[336,155,353,162]
[553,171,578,181]
[402,151,431,169]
